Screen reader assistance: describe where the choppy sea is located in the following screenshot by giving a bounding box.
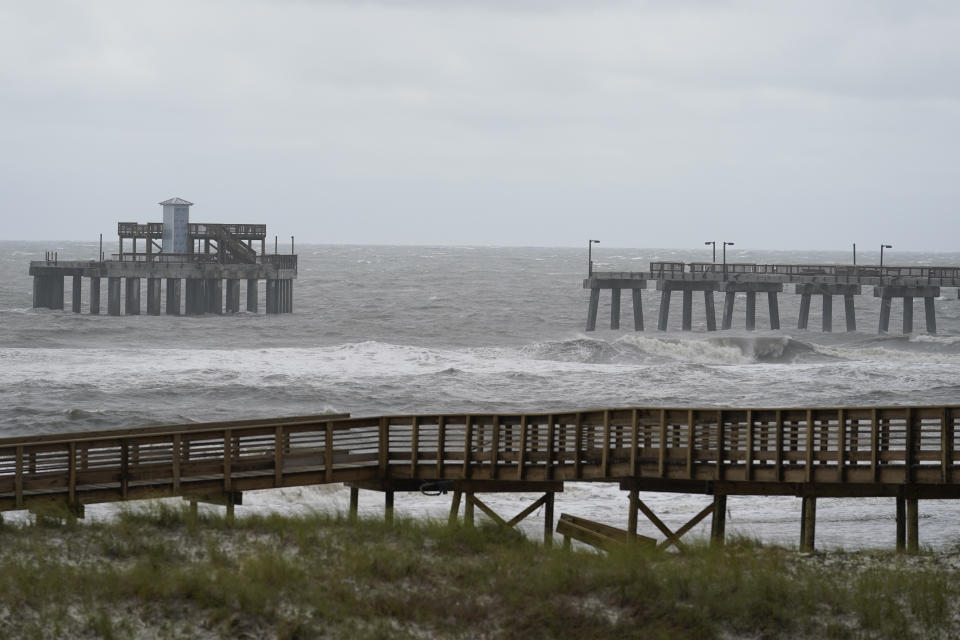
[3,241,960,549]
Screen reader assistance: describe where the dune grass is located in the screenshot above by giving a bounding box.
[0,503,957,639]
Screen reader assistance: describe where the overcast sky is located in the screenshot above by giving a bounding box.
[2,1,959,249]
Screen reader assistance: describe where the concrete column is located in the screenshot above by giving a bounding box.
[710,494,727,547]
[124,278,140,315]
[107,277,121,316]
[247,279,258,313]
[879,294,892,333]
[907,497,919,554]
[800,495,816,552]
[681,289,693,331]
[822,294,832,333]
[767,292,780,330]
[610,288,620,330]
[704,291,716,331]
[32,276,43,308]
[205,279,222,314]
[745,291,756,331]
[89,277,100,315]
[844,294,856,332]
[721,291,735,330]
[185,279,204,316]
[902,296,913,334]
[146,278,161,315]
[287,280,293,313]
[797,293,811,330]
[924,297,936,335]
[586,289,599,331]
[266,280,278,315]
[226,279,240,313]
[657,289,672,331]
[71,275,82,313]
[165,278,181,316]
[631,289,644,331]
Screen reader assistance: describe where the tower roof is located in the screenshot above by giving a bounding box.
[159,197,194,206]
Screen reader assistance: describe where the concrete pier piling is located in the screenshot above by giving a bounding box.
[247,279,258,313]
[585,261,950,335]
[71,275,82,313]
[108,277,121,316]
[165,278,181,316]
[146,278,161,315]
[89,277,100,315]
[124,277,140,315]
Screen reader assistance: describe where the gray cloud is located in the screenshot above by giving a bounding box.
[1,1,959,249]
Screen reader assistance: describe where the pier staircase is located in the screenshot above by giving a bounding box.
[208,224,258,264]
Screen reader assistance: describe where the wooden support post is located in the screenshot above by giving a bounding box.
[349,487,359,523]
[704,290,716,331]
[896,495,906,552]
[821,294,832,332]
[681,289,693,331]
[586,288,600,331]
[844,293,856,332]
[385,490,394,526]
[610,288,621,330]
[465,492,475,526]
[448,490,462,525]
[172,433,181,493]
[631,288,644,331]
[745,291,756,331]
[627,486,639,541]
[797,292,811,330]
[710,494,727,547]
[907,496,919,554]
[721,291,735,330]
[924,296,937,334]
[903,296,914,334]
[767,291,780,330]
[800,495,816,552]
[544,492,555,546]
[657,288,671,331]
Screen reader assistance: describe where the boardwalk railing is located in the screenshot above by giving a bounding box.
[1,406,958,512]
[647,262,960,280]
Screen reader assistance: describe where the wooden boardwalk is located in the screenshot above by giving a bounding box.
[2,405,957,551]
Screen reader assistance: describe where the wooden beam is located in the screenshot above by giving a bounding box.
[657,501,715,551]
[636,497,687,553]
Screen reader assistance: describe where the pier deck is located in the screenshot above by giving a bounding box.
[585,262,960,334]
[1,404,957,552]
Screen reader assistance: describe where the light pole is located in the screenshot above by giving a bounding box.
[705,241,716,264]
[588,239,600,276]
[880,244,892,269]
[722,241,735,280]
[852,243,856,266]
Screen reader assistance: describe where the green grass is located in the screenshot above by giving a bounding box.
[0,503,957,639]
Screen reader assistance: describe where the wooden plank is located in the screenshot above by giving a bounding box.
[630,409,639,476]
[409,416,420,478]
[223,429,232,492]
[716,410,725,481]
[574,412,583,480]
[325,422,334,483]
[871,408,880,482]
[601,410,611,477]
[517,416,528,480]
[273,426,282,487]
[172,433,181,492]
[436,416,446,477]
[14,445,23,508]
[379,417,389,477]
[686,409,695,479]
[837,408,846,483]
[470,495,507,527]
[68,442,76,506]
[507,494,548,527]
[745,409,753,481]
[120,439,129,499]
[490,416,500,480]
[545,414,556,480]
[905,407,915,484]
[462,415,473,479]
[774,410,783,482]
[658,409,667,478]
[805,409,814,483]
[636,498,687,553]
[943,407,952,484]
[657,501,715,551]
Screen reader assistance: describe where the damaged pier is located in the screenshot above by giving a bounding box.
[29,198,297,316]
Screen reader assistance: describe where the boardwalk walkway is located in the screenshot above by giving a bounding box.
[2,405,957,551]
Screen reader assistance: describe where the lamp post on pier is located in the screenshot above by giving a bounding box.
[880,244,892,270]
[588,239,600,276]
[705,241,716,264]
[722,241,735,280]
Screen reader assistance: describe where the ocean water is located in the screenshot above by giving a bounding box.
[3,241,960,549]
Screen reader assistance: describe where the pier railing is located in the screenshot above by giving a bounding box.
[1,406,958,512]
[647,262,960,280]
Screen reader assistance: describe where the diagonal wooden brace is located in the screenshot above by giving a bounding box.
[468,493,551,529]
[636,498,715,551]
